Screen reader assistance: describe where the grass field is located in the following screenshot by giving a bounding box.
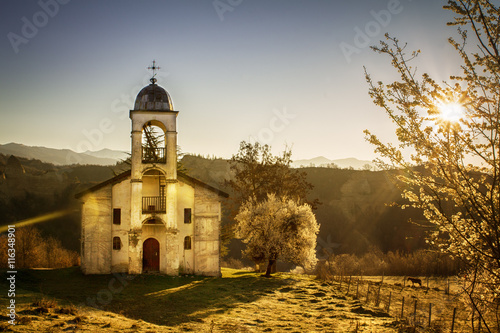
[328,275,477,332]
[0,267,406,332]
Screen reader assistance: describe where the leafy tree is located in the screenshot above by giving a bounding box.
[364,1,499,329]
[235,193,319,277]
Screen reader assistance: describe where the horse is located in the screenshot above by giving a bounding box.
[407,277,422,287]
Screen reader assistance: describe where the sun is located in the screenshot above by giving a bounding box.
[437,102,465,123]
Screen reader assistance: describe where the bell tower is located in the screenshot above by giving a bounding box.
[128,61,179,274]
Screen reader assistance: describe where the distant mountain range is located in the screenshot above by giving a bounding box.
[291,156,375,170]
[0,143,374,170]
[82,148,129,162]
[0,143,128,166]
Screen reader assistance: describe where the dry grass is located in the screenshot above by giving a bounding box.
[0,267,400,332]
[322,275,498,332]
[4,267,494,332]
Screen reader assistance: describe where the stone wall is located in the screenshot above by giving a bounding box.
[111,179,131,273]
[81,186,112,274]
[193,185,221,276]
[177,180,195,274]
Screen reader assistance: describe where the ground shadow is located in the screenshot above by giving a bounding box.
[3,267,287,327]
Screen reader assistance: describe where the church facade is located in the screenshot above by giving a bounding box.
[76,71,227,276]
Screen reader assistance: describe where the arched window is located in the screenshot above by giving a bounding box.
[184,236,191,250]
[113,237,121,250]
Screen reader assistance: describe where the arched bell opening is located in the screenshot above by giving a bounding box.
[142,122,166,164]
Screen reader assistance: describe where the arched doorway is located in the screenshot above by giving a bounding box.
[143,238,160,272]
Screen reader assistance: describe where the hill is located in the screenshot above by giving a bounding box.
[0,153,117,251]
[0,152,427,257]
[0,142,377,170]
[181,155,427,256]
[83,148,129,161]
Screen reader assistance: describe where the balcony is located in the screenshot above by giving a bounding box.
[142,196,166,214]
[142,147,166,164]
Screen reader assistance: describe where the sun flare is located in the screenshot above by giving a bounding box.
[437,102,465,123]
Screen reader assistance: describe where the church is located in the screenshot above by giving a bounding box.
[76,64,228,276]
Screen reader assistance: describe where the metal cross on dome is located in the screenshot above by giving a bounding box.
[148,60,161,84]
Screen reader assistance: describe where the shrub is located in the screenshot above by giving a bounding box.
[32,298,58,309]
[316,249,462,278]
[220,258,245,269]
[0,226,80,269]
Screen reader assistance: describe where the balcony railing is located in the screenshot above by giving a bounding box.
[142,147,166,163]
[142,196,166,214]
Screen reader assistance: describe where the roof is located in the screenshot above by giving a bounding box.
[74,170,131,199]
[74,170,229,199]
[134,83,173,111]
[178,173,229,198]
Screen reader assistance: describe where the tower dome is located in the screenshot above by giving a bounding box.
[134,82,173,111]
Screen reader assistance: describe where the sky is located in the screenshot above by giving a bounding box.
[0,0,463,161]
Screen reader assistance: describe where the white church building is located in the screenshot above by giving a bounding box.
[76,66,227,276]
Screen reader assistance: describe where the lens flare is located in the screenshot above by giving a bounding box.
[0,209,74,233]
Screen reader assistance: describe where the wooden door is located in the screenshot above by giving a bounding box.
[143,238,160,272]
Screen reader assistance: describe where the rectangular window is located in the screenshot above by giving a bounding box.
[113,208,121,225]
[184,208,192,224]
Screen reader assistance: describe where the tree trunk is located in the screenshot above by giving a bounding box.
[264,259,276,277]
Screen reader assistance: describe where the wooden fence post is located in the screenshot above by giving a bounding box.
[347,276,351,295]
[413,299,418,326]
[356,278,359,299]
[387,291,392,314]
[401,296,405,319]
[376,279,382,307]
[450,307,456,333]
[428,303,432,327]
[366,284,370,304]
